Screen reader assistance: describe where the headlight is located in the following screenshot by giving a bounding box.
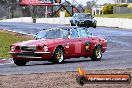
[80,20,84,22]
[43,46,48,52]
[10,46,15,51]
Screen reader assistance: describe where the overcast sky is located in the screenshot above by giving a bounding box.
[65,0,114,6]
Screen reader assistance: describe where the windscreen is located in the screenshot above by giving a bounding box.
[35,28,64,39]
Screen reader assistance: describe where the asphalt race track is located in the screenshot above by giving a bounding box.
[0,22,132,75]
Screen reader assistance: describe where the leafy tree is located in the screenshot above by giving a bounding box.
[0,0,17,5]
[86,1,96,9]
[84,9,92,14]
[0,0,20,18]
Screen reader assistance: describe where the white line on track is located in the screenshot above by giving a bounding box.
[3,29,34,36]
[0,58,14,65]
[106,50,132,53]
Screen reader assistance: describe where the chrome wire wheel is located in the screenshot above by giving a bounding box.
[52,47,64,63]
[13,59,28,66]
[56,49,64,63]
[90,45,102,61]
[95,47,102,59]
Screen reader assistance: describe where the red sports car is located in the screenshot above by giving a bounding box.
[9,27,107,66]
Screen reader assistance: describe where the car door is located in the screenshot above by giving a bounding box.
[68,28,82,57]
[62,29,72,58]
[77,28,92,56]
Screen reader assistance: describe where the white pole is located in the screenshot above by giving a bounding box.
[95,8,97,15]
[45,6,48,18]
[99,9,101,15]
[59,11,65,24]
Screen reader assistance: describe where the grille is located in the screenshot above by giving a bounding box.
[21,46,36,52]
[79,20,84,24]
[84,21,92,25]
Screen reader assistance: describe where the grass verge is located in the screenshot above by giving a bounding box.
[0,30,33,59]
[95,14,132,19]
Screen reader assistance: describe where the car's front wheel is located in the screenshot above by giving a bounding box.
[93,23,96,28]
[90,45,102,61]
[52,47,64,64]
[13,59,28,66]
[70,23,74,26]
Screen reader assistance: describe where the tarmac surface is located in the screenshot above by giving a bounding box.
[0,22,132,75]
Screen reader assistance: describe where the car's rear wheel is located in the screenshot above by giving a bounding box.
[13,59,28,66]
[90,45,102,61]
[52,47,64,64]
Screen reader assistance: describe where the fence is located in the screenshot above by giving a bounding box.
[0,5,54,20]
[113,7,132,14]
[0,5,73,20]
[0,4,28,19]
[0,4,9,19]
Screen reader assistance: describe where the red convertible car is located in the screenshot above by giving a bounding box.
[9,27,107,66]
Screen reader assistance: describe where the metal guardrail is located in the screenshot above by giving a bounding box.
[1,17,132,29]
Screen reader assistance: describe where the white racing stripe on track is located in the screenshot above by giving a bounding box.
[0,62,14,65]
[3,29,34,36]
[0,58,14,65]
[104,53,132,57]
[106,50,132,53]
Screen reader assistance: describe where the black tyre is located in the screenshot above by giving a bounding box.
[90,45,102,61]
[85,25,89,28]
[93,23,96,28]
[13,59,28,66]
[52,47,64,64]
[70,21,75,26]
[70,23,74,26]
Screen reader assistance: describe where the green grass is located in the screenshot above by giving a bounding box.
[0,30,33,59]
[95,14,132,19]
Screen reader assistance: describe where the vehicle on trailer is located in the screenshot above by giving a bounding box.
[70,13,97,28]
[9,27,107,66]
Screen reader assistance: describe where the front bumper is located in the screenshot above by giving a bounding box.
[9,52,51,54]
[71,20,93,27]
[9,52,52,60]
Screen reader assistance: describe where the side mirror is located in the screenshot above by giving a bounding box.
[34,32,39,40]
[33,35,37,40]
[68,35,71,39]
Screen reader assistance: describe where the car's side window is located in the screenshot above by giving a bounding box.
[70,29,79,38]
[77,28,87,38]
[63,29,70,38]
[86,29,93,37]
[89,14,92,18]
[35,30,46,39]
